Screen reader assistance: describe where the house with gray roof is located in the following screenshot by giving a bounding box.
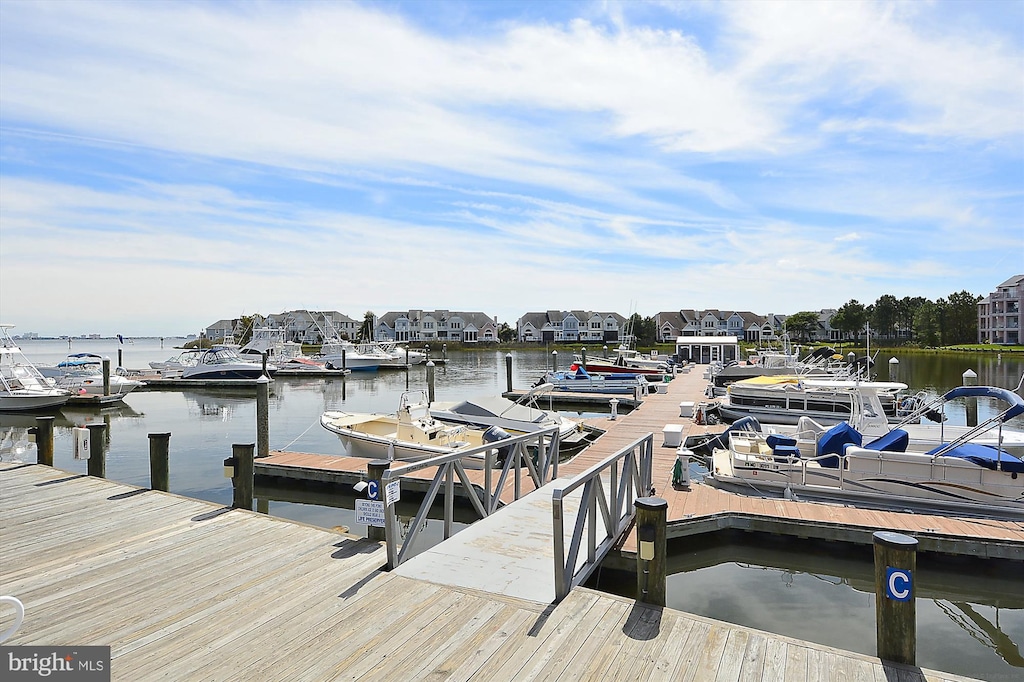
[516,311,626,343]
[978,275,1023,345]
[375,310,499,343]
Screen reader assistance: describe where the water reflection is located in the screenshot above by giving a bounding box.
[593,534,1023,680]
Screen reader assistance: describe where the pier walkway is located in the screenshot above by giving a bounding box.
[1,462,977,681]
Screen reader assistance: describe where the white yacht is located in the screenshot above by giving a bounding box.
[0,325,71,411]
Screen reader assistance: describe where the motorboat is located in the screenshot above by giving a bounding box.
[692,378,1024,459]
[320,390,513,464]
[239,326,305,362]
[715,375,906,425]
[38,353,144,397]
[160,346,277,380]
[317,338,385,371]
[0,325,71,411]
[149,349,204,371]
[540,365,651,396]
[364,341,427,368]
[429,383,600,455]
[706,380,1024,517]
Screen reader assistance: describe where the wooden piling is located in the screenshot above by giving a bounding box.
[86,423,107,478]
[34,416,54,467]
[148,433,170,491]
[426,361,436,403]
[231,443,255,510]
[635,496,668,607]
[505,353,513,393]
[102,357,111,396]
[873,531,917,666]
[551,350,558,372]
[256,375,270,459]
[367,459,390,542]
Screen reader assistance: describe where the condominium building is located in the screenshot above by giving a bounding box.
[978,275,1023,345]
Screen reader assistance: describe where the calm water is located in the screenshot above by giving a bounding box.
[4,338,1023,680]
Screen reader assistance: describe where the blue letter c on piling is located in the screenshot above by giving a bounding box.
[885,567,912,602]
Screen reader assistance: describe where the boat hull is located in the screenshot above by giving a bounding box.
[0,393,70,412]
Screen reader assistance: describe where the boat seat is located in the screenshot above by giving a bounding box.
[766,434,800,460]
[864,429,910,453]
[816,422,862,469]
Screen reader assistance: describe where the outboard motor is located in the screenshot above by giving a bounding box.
[482,425,513,465]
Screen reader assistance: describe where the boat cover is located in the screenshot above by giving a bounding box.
[816,422,862,467]
[927,442,1024,473]
[864,428,910,453]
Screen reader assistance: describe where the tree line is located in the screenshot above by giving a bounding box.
[621,291,982,348]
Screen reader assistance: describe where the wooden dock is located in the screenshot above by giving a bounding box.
[256,366,1024,561]
[0,463,978,681]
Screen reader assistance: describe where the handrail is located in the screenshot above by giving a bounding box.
[551,434,653,602]
[382,425,560,569]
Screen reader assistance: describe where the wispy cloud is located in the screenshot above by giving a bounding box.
[0,0,1021,334]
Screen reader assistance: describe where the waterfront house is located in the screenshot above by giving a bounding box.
[374,310,499,344]
[516,311,625,344]
[978,274,1023,345]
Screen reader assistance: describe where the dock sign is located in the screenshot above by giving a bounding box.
[366,479,380,500]
[385,480,400,506]
[355,499,385,527]
[885,567,912,602]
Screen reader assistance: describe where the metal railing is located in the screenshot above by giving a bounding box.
[552,434,654,602]
[382,426,561,569]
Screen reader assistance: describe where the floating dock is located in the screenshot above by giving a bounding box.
[0,463,978,681]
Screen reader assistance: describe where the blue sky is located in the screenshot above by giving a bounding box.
[1,0,1022,336]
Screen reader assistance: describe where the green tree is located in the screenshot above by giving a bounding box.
[359,311,376,342]
[871,295,899,340]
[832,300,868,343]
[785,311,821,342]
[498,322,516,343]
[944,290,981,344]
[898,296,927,341]
[628,314,658,347]
[914,301,941,346]
[235,314,261,346]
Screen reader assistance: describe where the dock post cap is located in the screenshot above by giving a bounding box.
[368,459,391,468]
[872,531,918,549]
[257,374,271,383]
[635,496,668,511]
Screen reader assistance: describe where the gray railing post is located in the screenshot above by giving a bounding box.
[367,459,390,542]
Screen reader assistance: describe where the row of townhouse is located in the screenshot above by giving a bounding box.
[204,310,359,345]
[516,311,628,343]
[653,309,844,344]
[374,310,499,343]
[206,306,848,348]
[978,274,1023,345]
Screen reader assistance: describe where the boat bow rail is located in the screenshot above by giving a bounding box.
[382,425,561,569]
[552,433,654,602]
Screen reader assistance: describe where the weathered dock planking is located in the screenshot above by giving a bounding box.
[0,463,978,681]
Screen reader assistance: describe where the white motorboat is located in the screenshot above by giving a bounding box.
[321,391,513,464]
[149,349,204,370]
[317,338,385,371]
[160,346,277,380]
[363,341,427,368]
[0,325,71,411]
[541,365,651,396]
[706,380,1024,517]
[429,383,599,455]
[38,353,144,397]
